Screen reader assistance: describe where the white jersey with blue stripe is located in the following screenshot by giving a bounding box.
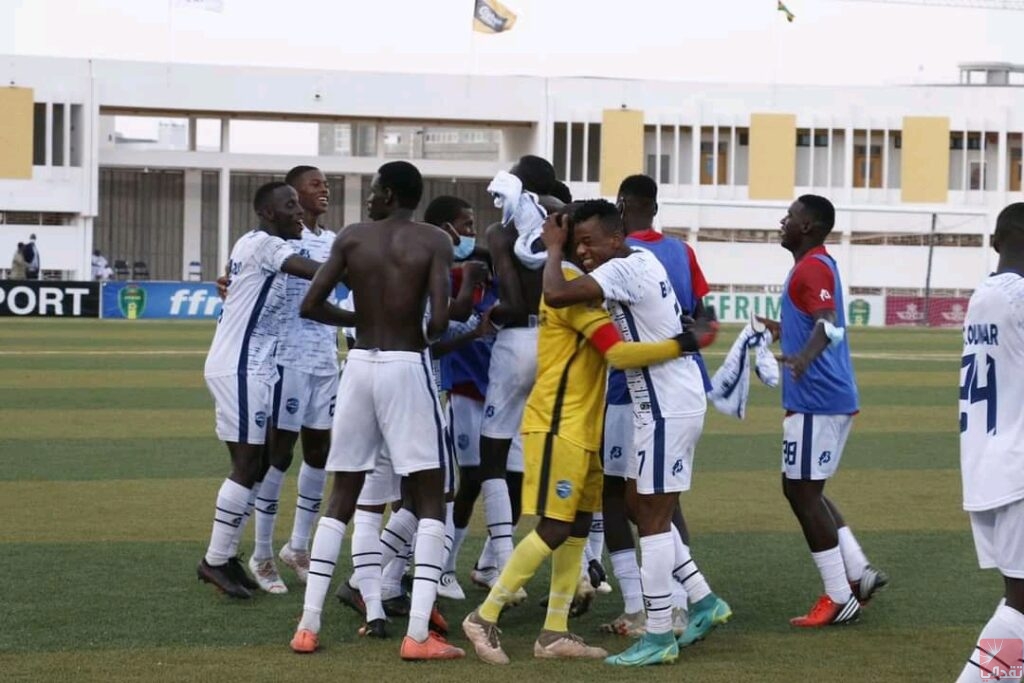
[961,271,1024,512]
[204,229,296,382]
[275,226,338,376]
[590,248,707,424]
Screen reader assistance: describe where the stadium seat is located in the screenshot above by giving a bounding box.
[132,261,150,280]
[187,261,202,281]
[113,260,130,279]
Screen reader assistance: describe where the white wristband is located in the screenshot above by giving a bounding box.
[817,318,845,344]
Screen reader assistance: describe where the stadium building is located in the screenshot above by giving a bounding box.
[1,55,1022,324]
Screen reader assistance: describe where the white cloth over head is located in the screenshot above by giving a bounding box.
[487,170,548,270]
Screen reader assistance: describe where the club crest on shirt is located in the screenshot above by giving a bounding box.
[458,433,470,450]
[555,480,573,499]
[285,398,300,415]
[254,411,267,428]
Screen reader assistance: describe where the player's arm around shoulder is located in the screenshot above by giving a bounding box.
[299,228,354,327]
[425,227,454,342]
[541,213,604,309]
[486,221,527,326]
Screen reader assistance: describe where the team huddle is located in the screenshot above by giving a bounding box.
[194,154,1024,674]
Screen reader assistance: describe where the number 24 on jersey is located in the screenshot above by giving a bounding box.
[960,352,996,435]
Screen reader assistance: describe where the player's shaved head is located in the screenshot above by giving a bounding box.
[551,181,573,204]
[995,203,1024,253]
[376,161,423,210]
[511,155,557,196]
[618,174,658,202]
[796,194,836,235]
[572,199,623,237]
[285,165,320,187]
[253,181,290,213]
[423,195,471,227]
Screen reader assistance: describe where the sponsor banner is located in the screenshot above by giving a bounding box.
[704,292,887,327]
[702,292,783,324]
[884,296,970,328]
[102,282,223,319]
[0,281,99,317]
[845,295,885,327]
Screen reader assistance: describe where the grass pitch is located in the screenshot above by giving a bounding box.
[0,320,985,682]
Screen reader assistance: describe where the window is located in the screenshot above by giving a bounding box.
[970,162,986,191]
[1010,141,1022,192]
[33,103,46,165]
[853,145,882,189]
[646,154,670,182]
[52,104,65,166]
[699,141,728,186]
[796,131,830,148]
[951,133,964,150]
[334,125,352,155]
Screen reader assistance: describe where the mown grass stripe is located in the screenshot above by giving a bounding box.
[0,469,968,543]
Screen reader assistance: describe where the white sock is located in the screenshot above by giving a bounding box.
[298,516,347,633]
[477,537,494,570]
[290,463,326,552]
[254,466,286,561]
[447,526,469,574]
[228,481,259,558]
[382,542,412,600]
[380,508,418,569]
[351,510,385,622]
[408,518,445,642]
[672,581,688,610]
[588,512,605,565]
[957,603,1024,682]
[481,478,514,569]
[639,532,676,635]
[671,525,712,604]
[205,479,250,566]
[443,501,455,571]
[812,546,853,604]
[837,526,869,583]
[610,548,643,614]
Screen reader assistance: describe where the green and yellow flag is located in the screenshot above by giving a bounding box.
[777,1,795,22]
[473,0,518,34]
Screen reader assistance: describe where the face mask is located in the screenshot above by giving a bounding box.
[452,235,476,261]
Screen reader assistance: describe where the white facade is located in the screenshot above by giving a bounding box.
[1,54,1020,290]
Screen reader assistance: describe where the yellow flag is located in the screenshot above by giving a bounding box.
[777,0,795,22]
[473,0,518,34]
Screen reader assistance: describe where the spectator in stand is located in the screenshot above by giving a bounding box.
[10,243,27,279]
[23,235,40,280]
[91,249,113,281]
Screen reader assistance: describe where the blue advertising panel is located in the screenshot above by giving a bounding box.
[102,282,223,319]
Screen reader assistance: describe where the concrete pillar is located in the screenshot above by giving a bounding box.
[343,173,363,226]
[182,169,202,279]
[217,168,230,272]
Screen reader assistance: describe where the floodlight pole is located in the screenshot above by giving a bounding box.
[922,212,938,328]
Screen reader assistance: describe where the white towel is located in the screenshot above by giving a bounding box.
[708,319,778,420]
[487,170,548,269]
